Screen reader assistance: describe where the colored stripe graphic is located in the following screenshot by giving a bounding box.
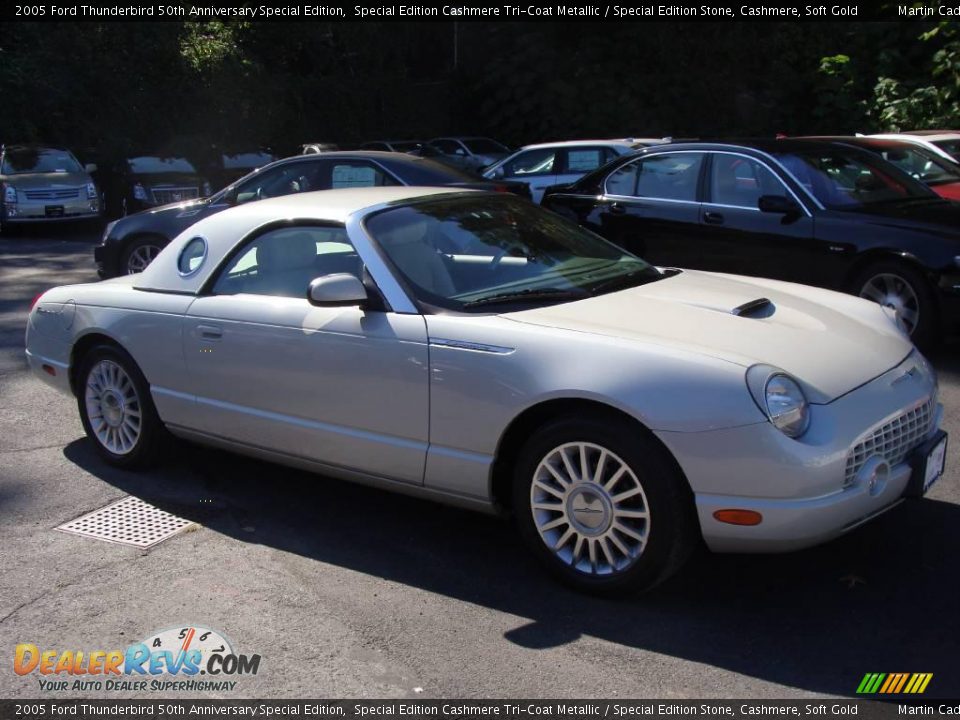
[858,672,933,694]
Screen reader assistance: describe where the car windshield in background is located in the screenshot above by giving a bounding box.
[128,157,197,174]
[932,139,960,159]
[222,153,275,169]
[365,195,661,312]
[390,142,422,152]
[464,138,509,154]
[875,146,960,186]
[773,149,935,209]
[1,149,82,174]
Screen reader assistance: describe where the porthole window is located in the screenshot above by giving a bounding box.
[178,237,207,276]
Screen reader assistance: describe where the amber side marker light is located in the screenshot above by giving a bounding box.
[713,509,763,526]
[42,364,57,377]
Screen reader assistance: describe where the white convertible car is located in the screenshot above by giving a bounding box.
[26,187,947,594]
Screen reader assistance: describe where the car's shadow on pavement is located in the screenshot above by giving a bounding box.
[64,436,960,698]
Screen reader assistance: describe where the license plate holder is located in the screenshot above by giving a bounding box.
[45,205,64,217]
[906,430,947,497]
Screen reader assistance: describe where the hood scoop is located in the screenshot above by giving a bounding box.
[732,297,774,318]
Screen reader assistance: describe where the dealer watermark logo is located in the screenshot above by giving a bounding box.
[14,625,261,693]
[856,672,933,694]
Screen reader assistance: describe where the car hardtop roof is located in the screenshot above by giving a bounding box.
[519,138,654,150]
[900,129,960,137]
[638,138,867,154]
[2,144,70,153]
[799,135,927,149]
[278,149,438,163]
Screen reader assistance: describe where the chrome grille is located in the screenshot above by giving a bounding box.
[151,187,198,204]
[23,188,81,200]
[844,397,935,487]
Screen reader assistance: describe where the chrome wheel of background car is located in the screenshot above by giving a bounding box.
[859,272,920,336]
[530,442,650,576]
[125,244,161,274]
[84,359,142,455]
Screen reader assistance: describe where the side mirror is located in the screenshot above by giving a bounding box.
[85,163,98,173]
[758,194,800,214]
[307,273,368,307]
[492,166,506,179]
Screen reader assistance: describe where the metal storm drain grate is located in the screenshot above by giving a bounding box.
[56,496,196,549]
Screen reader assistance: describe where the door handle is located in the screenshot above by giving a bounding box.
[608,202,627,215]
[703,211,725,225]
[197,324,223,340]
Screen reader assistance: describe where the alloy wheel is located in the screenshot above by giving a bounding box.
[859,272,920,335]
[530,442,650,576]
[126,244,161,274]
[84,359,142,455]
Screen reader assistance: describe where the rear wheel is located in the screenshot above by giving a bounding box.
[77,344,165,469]
[122,236,164,275]
[512,415,697,595]
[853,261,937,348]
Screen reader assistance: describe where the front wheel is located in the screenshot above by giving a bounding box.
[853,261,937,348]
[77,345,165,469]
[512,416,697,595]
[122,236,164,275]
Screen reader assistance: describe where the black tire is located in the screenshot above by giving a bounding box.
[121,235,165,275]
[76,344,165,469]
[512,414,698,596]
[851,261,938,349]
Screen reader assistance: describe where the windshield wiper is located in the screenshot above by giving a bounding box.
[462,287,589,309]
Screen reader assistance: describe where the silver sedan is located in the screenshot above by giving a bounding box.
[25,187,947,594]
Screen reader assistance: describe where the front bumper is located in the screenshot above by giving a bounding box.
[93,241,121,279]
[4,198,100,223]
[657,352,943,553]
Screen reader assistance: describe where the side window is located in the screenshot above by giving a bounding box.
[563,147,607,174]
[329,161,400,189]
[212,225,361,298]
[234,163,317,204]
[434,139,459,154]
[605,160,640,196]
[633,153,704,201]
[710,155,786,208]
[504,148,557,176]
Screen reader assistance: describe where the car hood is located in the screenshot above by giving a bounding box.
[3,172,90,189]
[839,197,960,234]
[504,270,912,404]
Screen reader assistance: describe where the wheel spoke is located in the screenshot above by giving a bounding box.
[559,447,580,483]
[614,521,645,543]
[544,462,571,488]
[540,516,568,532]
[587,538,598,573]
[615,508,648,519]
[603,465,626,491]
[861,282,885,303]
[553,526,575,551]
[592,450,608,484]
[612,486,643,504]
[533,479,564,500]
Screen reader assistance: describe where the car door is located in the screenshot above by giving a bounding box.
[181,223,430,485]
[697,152,816,281]
[595,151,707,268]
[498,147,560,202]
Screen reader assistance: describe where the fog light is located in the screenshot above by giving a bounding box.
[713,509,763,526]
[4,204,17,217]
[856,455,889,496]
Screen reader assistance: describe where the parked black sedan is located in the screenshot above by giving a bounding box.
[541,139,960,346]
[95,151,532,278]
[101,155,211,220]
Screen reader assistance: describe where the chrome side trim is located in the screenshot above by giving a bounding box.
[429,338,515,354]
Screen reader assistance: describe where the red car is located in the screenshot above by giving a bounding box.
[801,136,960,201]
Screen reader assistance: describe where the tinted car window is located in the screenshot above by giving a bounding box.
[606,153,704,201]
[329,161,400,189]
[463,138,509,154]
[212,225,360,297]
[504,148,557,176]
[932,139,960,159]
[773,149,934,209]
[433,139,462,154]
[2,149,82,174]
[710,154,787,208]
[875,146,960,185]
[234,163,315,204]
[128,157,196,173]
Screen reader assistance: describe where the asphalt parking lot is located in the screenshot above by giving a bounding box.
[1,226,958,700]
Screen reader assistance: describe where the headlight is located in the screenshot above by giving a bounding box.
[3,184,16,203]
[133,183,148,201]
[746,365,810,439]
[86,182,97,199]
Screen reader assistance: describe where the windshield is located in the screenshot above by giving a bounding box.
[222,153,275,169]
[390,141,422,152]
[772,148,936,209]
[1,149,82,175]
[128,156,197,174]
[932,139,960,161]
[872,144,960,186]
[364,195,661,313]
[464,138,509,155]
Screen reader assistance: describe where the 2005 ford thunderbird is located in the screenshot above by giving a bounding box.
[26,187,947,593]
